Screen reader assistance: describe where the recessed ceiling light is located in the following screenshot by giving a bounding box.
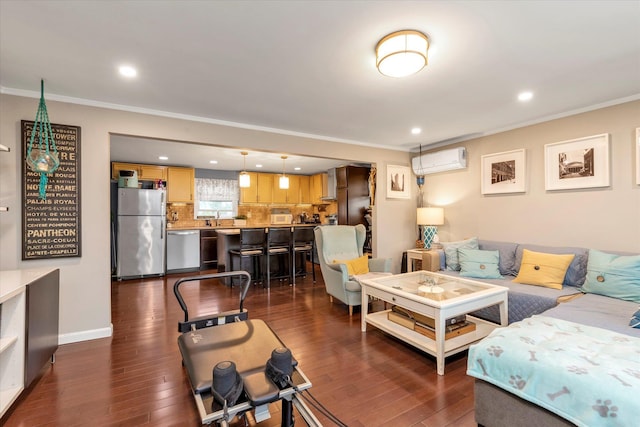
[209,160,218,164]
[256,164,263,168]
[158,156,168,161]
[118,65,137,78]
[518,91,533,102]
[411,127,422,135]
[294,167,301,171]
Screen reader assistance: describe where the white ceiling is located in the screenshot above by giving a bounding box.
[1,1,639,173]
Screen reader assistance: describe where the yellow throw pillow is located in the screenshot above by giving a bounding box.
[513,249,575,290]
[333,255,370,275]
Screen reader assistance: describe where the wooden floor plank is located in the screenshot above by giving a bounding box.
[2,263,479,426]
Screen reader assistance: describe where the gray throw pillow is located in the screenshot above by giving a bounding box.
[441,237,479,271]
[479,240,519,276]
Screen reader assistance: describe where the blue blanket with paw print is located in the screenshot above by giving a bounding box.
[467,315,640,427]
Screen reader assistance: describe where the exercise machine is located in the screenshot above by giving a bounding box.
[173,271,323,426]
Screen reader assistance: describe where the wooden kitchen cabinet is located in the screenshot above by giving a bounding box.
[167,166,195,203]
[111,162,167,181]
[257,173,274,203]
[240,172,273,203]
[299,175,311,204]
[336,166,369,226]
[311,173,328,203]
[138,164,167,181]
[200,229,218,270]
[273,174,301,204]
[240,172,259,203]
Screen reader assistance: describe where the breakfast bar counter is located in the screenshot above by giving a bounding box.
[215,224,319,275]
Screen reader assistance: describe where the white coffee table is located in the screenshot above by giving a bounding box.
[360,271,508,375]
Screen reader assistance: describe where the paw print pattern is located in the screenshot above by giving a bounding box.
[592,399,618,418]
[486,345,504,358]
[623,368,640,379]
[509,375,526,390]
[612,336,630,343]
[567,365,588,375]
[520,336,535,345]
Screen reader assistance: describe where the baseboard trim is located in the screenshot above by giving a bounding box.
[58,324,113,345]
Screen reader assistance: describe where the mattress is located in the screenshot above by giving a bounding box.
[468,315,640,427]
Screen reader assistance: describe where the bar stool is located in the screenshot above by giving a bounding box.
[229,228,266,285]
[266,227,293,286]
[292,227,316,285]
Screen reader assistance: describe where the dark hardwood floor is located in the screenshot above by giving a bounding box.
[2,264,477,427]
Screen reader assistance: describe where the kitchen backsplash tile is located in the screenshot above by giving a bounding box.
[166,202,337,228]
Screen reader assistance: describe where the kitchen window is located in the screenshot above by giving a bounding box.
[194,178,238,219]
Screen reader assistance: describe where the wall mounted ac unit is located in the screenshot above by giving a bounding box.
[412,147,467,175]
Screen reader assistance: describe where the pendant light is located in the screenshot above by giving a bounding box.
[239,151,250,188]
[279,155,289,189]
[26,79,59,200]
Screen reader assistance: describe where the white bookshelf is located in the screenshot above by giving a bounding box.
[0,285,26,418]
[0,268,59,417]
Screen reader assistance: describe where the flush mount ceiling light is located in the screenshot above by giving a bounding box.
[239,151,251,188]
[376,30,429,78]
[279,155,289,189]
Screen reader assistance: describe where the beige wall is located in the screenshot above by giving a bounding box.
[422,100,640,253]
[3,93,637,344]
[0,94,415,343]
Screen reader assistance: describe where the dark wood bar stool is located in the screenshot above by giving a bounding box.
[229,228,266,285]
[266,227,293,287]
[292,227,316,285]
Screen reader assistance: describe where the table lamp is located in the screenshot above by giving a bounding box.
[417,207,444,249]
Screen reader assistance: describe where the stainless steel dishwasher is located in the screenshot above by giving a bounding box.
[167,229,200,272]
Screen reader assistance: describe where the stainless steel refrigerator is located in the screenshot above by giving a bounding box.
[115,188,166,279]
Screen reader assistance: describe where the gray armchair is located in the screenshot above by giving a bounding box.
[314,224,392,316]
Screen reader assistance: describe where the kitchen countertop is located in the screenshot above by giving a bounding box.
[166,223,322,231]
[0,267,58,303]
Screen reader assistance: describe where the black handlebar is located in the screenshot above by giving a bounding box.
[173,271,252,323]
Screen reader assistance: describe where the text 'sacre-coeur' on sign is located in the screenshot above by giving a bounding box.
[21,120,82,260]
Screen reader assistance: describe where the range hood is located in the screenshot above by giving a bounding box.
[321,168,337,200]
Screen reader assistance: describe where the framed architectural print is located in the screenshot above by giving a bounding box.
[481,149,526,194]
[636,128,640,185]
[386,164,411,199]
[544,134,610,191]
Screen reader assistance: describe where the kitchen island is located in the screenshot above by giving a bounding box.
[215,224,318,276]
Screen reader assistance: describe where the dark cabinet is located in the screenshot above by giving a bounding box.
[25,269,59,388]
[336,166,370,227]
[200,229,218,270]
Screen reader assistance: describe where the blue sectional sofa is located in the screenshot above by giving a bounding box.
[430,238,639,427]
